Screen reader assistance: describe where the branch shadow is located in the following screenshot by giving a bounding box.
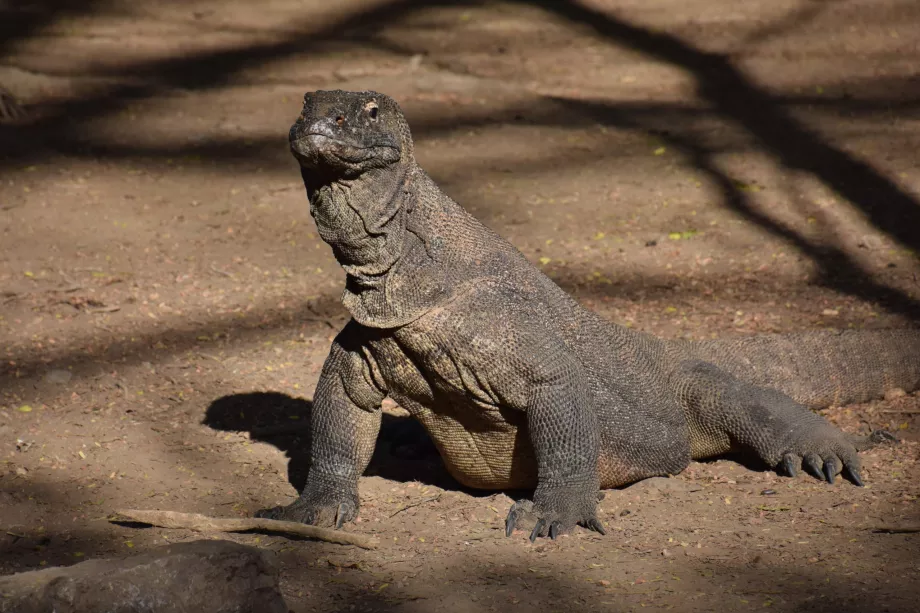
[538,96,920,319]
[0,0,449,164]
[523,0,920,262]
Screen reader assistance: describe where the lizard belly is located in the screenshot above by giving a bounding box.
[396,395,538,490]
[369,335,538,489]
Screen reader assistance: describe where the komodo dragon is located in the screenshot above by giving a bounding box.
[257,89,920,540]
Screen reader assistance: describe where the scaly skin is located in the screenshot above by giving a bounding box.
[256,90,919,540]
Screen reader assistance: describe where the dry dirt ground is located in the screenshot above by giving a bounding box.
[1,1,920,611]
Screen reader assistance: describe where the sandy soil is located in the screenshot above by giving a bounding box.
[1,1,919,611]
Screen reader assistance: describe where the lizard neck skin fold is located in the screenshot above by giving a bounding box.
[303,163,448,329]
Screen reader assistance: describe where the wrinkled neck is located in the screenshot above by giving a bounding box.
[304,164,413,282]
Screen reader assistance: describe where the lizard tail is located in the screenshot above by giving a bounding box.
[689,328,920,409]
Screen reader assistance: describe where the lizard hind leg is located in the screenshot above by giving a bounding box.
[673,360,871,486]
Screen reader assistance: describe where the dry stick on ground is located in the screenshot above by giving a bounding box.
[872,525,920,534]
[877,408,920,414]
[111,509,378,549]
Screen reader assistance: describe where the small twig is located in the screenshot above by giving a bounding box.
[110,509,377,549]
[389,494,442,518]
[210,264,236,279]
[87,305,121,314]
[57,269,79,286]
[877,409,920,414]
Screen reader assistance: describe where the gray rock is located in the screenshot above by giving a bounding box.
[0,539,288,613]
[43,369,72,385]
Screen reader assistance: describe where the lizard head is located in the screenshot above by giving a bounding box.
[290,90,410,178]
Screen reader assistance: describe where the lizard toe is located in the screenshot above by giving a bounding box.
[802,452,824,480]
[823,457,840,484]
[255,502,317,524]
[843,462,864,487]
[779,452,800,478]
[530,518,548,542]
[256,496,357,528]
[778,421,868,487]
[505,499,535,537]
[585,517,607,535]
[505,489,605,541]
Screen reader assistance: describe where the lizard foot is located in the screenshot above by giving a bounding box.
[774,423,870,487]
[256,480,358,528]
[504,490,606,542]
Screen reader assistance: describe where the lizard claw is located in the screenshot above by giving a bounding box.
[823,457,839,484]
[843,463,863,487]
[803,452,823,480]
[335,503,349,529]
[781,452,798,478]
[530,518,547,543]
[584,517,606,535]
[505,492,602,542]
[504,512,517,537]
[505,499,534,537]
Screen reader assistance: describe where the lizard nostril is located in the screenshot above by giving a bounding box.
[335,115,345,126]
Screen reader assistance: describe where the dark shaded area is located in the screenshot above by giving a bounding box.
[0,477,119,570]
[0,1,101,56]
[203,391,459,492]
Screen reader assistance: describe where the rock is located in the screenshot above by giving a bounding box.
[43,369,72,385]
[0,540,288,613]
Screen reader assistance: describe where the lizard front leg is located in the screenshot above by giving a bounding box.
[504,360,606,541]
[257,323,384,527]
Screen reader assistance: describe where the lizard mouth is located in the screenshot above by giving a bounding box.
[301,133,366,148]
[291,133,399,169]
[299,133,395,150]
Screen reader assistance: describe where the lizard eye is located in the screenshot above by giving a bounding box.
[369,107,378,120]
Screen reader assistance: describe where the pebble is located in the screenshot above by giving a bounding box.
[44,369,72,385]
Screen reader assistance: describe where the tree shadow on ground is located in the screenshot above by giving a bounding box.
[1,0,918,324]
[545,96,920,321]
[524,0,920,259]
[0,0,441,157]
